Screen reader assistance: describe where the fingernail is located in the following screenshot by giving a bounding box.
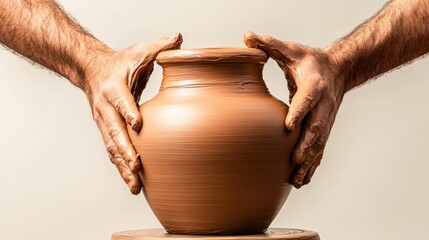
[289,120,296,131]
[131,186,141,195]
[136,154,142,172]
[129,117,136,128]
[130,118,142,132]
[244,31,255,40]
[130,154,142,173]
[287,116,296,131]
[244,31,260,48]
[129,182,141,195]
[125,174,141,195]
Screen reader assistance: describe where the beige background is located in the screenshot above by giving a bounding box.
[1,0,428,239]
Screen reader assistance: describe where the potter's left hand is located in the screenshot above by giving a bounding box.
[244,31,346,188]
[84,34,183,194]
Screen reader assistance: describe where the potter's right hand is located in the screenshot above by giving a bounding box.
[82,34,183,194]
[244,32,346,188]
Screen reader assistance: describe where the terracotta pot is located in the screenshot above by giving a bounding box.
[128,48,300,235]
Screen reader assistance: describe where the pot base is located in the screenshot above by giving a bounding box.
[111,228,320,240]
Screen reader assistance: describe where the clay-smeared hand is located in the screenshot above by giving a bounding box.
[82,33,183,194]
[244,31,346,188]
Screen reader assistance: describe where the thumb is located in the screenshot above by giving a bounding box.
[147,32,184,60]
[129,33,183,102]
[243,31,306,65]
[285,84,322,131]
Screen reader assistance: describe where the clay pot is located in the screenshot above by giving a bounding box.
[128,48,300,235]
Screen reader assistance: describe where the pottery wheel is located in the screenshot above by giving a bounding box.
[111,228,320,240]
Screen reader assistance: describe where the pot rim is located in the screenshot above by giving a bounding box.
[156,47,268,65]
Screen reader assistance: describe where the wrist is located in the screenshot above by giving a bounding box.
[324,46,355,93]
[72,42,115,92]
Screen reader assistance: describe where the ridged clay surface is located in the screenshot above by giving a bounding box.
[128,48,301,234]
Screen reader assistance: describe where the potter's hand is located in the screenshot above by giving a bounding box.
[84,34,183,194]
[244,32,345,188]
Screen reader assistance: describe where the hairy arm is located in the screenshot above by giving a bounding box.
[328,0,429,90]
[0,0,182,194]
[0,0,109,88]
[245,0,429,188]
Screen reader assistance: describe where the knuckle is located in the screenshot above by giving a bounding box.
[92,111,102,124]
[294,169,306,182]
[108,126,122,139]
[110,157,118,165]
[110,154,124,166]
[310,141,324,155]
[315,158,322,167]
[301,94,315,109]
[317,79,329,92]
[106,144,117,158]
[294,145,308,163]
[124,110,138,123]
[310,164,319,173]
[318,150,325,159]
[314,158,322,168]
[92,100,105,115]
[307,122,323,135]
[301,159,312,169]
[324,92,337,103]
[124,173,134,184]
[99,82,112,98]
[318,133,329,145]
[264,35,275,44]
[293,151,304,164]
[318,134,328,144]
[100,80,122,100]
[114,98,124,112]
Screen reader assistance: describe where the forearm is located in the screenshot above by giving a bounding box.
[0,0,112,89]
[326,0,429,91]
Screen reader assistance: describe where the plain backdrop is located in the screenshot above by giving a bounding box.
[1,1,429,239]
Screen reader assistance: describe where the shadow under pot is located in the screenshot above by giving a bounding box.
[128,48,300,235]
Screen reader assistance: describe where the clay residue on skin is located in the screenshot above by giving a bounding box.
[128,48,301,235]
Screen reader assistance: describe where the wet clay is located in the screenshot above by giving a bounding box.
[112,228,320,240]
[128,48,301,235]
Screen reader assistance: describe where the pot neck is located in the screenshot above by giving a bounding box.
[159,63,268,93]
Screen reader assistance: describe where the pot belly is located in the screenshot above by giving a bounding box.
[129,95,299,234]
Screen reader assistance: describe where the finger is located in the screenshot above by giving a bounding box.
[112,156,142,195]
[291,144,319,188]
[94,113,142,194]
[244,32,300,102]
[105,84,142,132]
[148,32,183,60]
[303,151,323,185]
[291,101,332,187]
[243,31,306,64]
[129,33,183,102]
[293,120,322,165]
[98,103,142,173]
[292,140,324,188]
[285,82,323,131]
[130,33,183,63]
[292,98,332,165]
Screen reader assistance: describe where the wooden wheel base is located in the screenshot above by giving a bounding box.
[111,228,320,240]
